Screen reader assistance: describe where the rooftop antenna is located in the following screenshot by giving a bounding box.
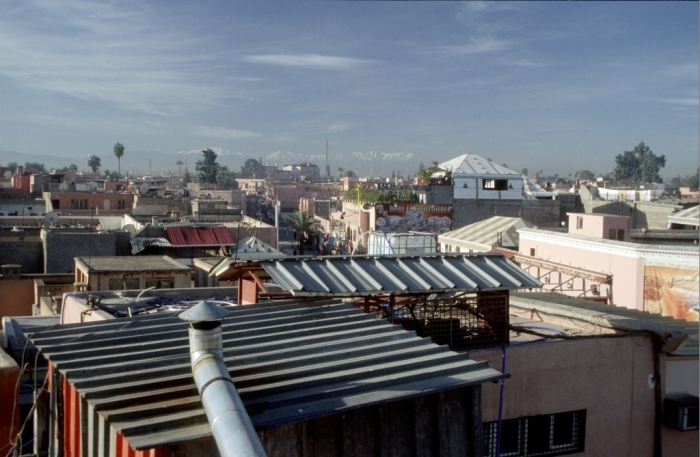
[325,140,330,179]
[370,151,376,178]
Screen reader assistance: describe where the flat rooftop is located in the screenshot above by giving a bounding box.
[75,255,190,272]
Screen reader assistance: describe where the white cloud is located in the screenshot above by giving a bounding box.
[659,64,699,78]
[438,37,512,56]
[0,1,241,116]
[382,152,415,161]
[327,123,351,132]
[167,147,242,156]
[265,151,303,161]
[658,97,699,107]
[197,126,261,139]
[243,54,373,70]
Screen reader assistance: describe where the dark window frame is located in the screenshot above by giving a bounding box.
[483,410,586,457]
[483,179,509,191]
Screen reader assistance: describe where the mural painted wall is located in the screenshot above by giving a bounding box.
[374,203,452,234]
[644,265,699,320]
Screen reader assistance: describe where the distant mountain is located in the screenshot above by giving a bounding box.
[0,147,426,178]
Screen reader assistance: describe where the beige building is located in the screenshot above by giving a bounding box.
[74,255,191,292]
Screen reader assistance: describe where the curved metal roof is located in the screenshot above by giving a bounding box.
[259,253,541,297]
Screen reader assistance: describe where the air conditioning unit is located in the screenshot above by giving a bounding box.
[664,395,699,431]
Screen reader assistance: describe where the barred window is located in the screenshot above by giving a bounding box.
[483,410,586,457]
[483,179,509,191]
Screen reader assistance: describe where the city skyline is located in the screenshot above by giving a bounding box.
[0,1,697,179]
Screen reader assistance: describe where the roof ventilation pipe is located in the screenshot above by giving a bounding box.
[179,301,267,457]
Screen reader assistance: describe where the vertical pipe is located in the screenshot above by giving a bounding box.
[495,344,507,457]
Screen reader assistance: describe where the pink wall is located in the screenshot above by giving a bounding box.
[569,213,631,241]
[476,336,659,457]
[520,234,644,310]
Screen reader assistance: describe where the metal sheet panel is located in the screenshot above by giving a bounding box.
[31,299,506,451]
[166,227,233,246]
[260,253,541,297]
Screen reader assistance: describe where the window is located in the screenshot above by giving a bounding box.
[71,199,88,209]
[530,248,536,257]
[145,278,174,289]
[109,278,139,290]
[577,217,583,229]
[483,410,586,457]
[483,179,509,191]
[609,229,616,240]
[117,199,126,209]
[616,229,625,241]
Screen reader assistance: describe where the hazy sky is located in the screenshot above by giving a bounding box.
[0,1,697,179]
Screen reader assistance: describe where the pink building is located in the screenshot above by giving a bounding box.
[518,214,699,319]
[569,213,631,241]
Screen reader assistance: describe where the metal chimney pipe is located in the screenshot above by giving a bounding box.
[179,301,267,457]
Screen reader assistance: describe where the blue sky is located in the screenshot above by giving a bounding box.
[0,1,697,179]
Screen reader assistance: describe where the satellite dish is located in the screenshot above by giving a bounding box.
[121,223,136,236]
[58,182,69,191]
[133,207,145,215]
[3,170,11,179]
[140,183,150,194]
[44,212,60,226]
[177,188,186,197]
[311,192,318,199]
[90,182,98,191]
[206,192,213,199]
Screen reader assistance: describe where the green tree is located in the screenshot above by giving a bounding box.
[337,167,345,178]
[681,168,699,189]
[239,158,265,179]
[7,161,18,168]
[216,166,238,190]
[286,211,315,254]
[575,170,595,181]
[521,168,528,176]
[68,163,78,172]
[24,162,47,173]
[614,142,666,183]
[195,148,220,183]
[113,143,125,177]
[345,170,357,177]
[88,155,101,173]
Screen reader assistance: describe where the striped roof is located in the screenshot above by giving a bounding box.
[29,299,505,450]
[259,253,541,297]
[438,216,532,252]
[166,226,233,246]
[668,205,699,227]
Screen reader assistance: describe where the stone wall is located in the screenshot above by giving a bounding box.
[452,199,523,229]
[424,185,454,205]
[0,240,43,273]
[42,230,118,273]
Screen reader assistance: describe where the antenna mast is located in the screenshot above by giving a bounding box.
[325,140,330,179]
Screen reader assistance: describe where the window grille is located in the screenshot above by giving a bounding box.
[483,179,509,191]
[483,410,586,457]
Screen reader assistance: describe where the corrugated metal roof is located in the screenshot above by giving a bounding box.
[29,299,505,450]
[510,292,698,356]
[439,153,520,176]
[166,226,234,246]
[438,216,532,251]
[668,205,699,227]
[259,253,541,297]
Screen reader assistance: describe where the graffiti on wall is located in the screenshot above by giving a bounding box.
[643,265,699,321]
[375,203,452,234]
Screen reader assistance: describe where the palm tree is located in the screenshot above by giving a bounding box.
[176,160,184,175]
[87,155,101,174]
[113,143,125,177]
[286,211,315,254]
[337,167,345,178]
[345,170,357,177]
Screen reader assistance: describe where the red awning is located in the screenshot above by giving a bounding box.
[166,227,234,246]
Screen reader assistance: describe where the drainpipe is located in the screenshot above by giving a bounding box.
[179,300,267,457]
